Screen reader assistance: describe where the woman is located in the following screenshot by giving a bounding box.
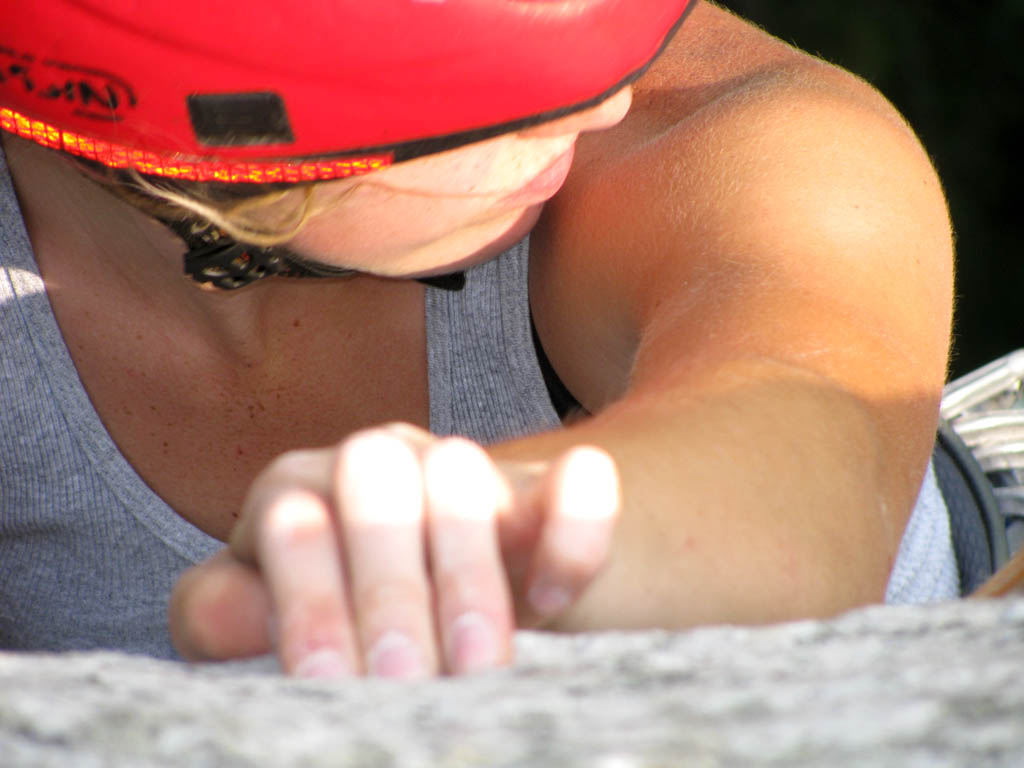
[0,0,955,677]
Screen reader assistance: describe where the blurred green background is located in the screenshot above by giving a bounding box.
[717,0,1022,379]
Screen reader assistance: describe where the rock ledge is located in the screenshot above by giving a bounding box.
[3,599,1023,767]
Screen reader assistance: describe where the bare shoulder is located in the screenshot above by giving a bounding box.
[530,1,952,412]
[577,2,918,165]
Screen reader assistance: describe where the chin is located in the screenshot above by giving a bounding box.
[367,203,544,281]
[291,203,546,280]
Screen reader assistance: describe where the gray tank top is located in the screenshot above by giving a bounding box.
[0,147,956,659]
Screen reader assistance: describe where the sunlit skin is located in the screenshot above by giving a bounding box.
[183,93,636,677]
[285,86,634,276]
[3,82,635,679]
[3,3,954,681]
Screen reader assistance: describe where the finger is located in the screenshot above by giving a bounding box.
[230,448,335,565]
[423,438,514,675]
[520,446,620,626]
[376,421,437,451]
[254,489,359,678]
[230,430,429,564]
[493,459,546,564]
[169,549,273,661]
[336,429,437,678]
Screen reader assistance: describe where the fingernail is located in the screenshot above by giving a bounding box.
[528,581,572,617]
[368,631,427,678]
[293,648,352,679]
[449,612,500,673]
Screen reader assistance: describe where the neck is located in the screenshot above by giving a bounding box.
[2,134,398,363]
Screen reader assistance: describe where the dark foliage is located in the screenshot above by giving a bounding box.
[718,0,1023,378]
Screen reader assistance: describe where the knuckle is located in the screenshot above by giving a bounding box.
[380,421,431,442]
[341,425,390,446]
[263,448,317,479]
[335,434,426,524]
[339,427,418,466]
[247,451,322,506]
[261,494,332,546]
[379,420,419,433]
[424,439,501,517]
[344,423,417,447]
[424,437,493,478]
[432,435,481,454]
[340,422,433,458]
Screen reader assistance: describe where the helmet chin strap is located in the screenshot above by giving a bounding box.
[158,217,465,292]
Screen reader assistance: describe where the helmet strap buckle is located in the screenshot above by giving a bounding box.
[159,217,465,292]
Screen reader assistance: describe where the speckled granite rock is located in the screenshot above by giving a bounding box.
[3,598,1024,767]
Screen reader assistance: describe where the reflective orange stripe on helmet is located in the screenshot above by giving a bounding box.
[0,108,392,183]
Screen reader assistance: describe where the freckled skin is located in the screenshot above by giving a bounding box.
[4,3,954,673]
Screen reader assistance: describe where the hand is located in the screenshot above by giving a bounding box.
[169,423,619,678]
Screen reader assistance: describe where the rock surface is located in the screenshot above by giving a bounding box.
[3,599,1024,767]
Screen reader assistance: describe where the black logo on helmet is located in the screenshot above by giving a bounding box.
[0,46,136,122]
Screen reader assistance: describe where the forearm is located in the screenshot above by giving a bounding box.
[490,359,933,630]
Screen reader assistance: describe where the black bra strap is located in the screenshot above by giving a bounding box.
[529,314,582,421]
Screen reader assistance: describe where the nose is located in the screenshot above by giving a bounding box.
[517,86,633,139]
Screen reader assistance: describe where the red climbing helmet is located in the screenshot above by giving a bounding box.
[0,0,696,184]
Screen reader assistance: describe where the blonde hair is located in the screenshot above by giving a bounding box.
[131,175,325,246]
[70,156,345,246]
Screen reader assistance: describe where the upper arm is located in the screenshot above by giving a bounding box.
[626,72,953,394]
[530,7,953,508]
